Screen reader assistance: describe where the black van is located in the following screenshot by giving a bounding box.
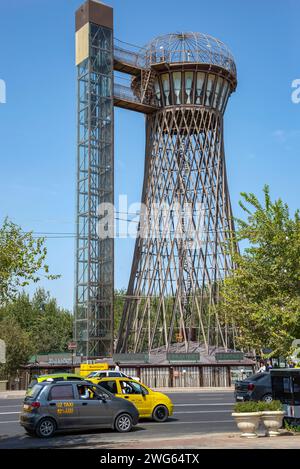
[271,369,300,424]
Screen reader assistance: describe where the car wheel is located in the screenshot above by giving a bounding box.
[36,418,56,438]
[262,394,273,403]
[152,405,169,422]
[115,413,133,433]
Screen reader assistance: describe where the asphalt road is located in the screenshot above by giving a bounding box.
[0,391,235,448]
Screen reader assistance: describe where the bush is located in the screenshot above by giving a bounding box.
[234,400,283,413]
[258,400,283,412]
[234,401,261,413]
[284,420,300,433]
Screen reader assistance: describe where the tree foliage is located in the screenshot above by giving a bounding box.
[114,289,126,339]
[0,218,59,305]
[0,289,73,380]
[0,316,34,379]
[219,185,300,357]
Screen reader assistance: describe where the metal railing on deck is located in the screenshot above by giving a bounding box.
[114,45,143,68]
[114,82,141,104]
[114,37,146,69]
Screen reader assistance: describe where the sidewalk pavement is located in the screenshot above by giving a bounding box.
[155,387,234,393]
[0,387,233,399]
[78,432,300,449]
[0,391,25,399]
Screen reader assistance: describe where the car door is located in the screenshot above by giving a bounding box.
[116,380,152,417]
[46,384,78,428]
[74,384,113,427]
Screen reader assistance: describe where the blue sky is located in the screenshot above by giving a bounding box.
[0,0,299,310]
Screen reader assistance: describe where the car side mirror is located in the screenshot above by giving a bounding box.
[98,394,107,402]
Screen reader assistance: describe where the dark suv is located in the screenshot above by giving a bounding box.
[20,380,139,438]
[234,372,272,402]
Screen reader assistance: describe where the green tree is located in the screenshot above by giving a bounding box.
[219,185,300,357]
[0,316,34,380]
[0,219,58,305]
[0,289,73,379]
[114,289,126,338]
[30,289,73,354]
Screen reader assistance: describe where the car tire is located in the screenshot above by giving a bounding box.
[262,394,273,403]
[115,413,133,433]
[152,405,169,422]
[35,418,56,438]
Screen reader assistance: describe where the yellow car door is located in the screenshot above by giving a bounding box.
[116,380,152,418]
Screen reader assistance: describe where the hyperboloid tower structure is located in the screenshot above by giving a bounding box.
[116,33,238,354]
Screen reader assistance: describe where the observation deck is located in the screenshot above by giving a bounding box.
[113,33,237,114]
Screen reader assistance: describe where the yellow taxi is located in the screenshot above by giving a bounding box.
[97,377,173,422]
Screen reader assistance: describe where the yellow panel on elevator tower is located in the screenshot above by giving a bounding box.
[76,23,89,66]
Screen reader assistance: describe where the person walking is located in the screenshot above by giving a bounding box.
[114,361,120,372]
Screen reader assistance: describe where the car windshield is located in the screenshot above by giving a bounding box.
[248,373,269,381]
[87,372,98,378]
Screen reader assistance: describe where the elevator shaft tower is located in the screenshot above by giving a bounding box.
[74,1,114,357]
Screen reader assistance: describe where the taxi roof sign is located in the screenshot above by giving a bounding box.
[80,363,109,371]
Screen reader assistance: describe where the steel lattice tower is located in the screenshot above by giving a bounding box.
[116,33,238,354]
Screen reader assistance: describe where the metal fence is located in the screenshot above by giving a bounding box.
[114,83,141,104]
[114,45,143,68]
[19,363,254,390]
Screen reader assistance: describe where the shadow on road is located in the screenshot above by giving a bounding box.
[0,426,148,449]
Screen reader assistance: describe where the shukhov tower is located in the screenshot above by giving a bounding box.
[116,33,237,353]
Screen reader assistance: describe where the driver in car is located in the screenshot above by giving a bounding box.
[78,385,91,399]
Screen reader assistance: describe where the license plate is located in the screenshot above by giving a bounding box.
[236,396,244,401]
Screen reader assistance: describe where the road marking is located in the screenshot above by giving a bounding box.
[174,410,232,414]
[0,405,21,408]
[175,403,233,407]
[0,412,20,415]
[0,420,19,424]
[143,419,234,426]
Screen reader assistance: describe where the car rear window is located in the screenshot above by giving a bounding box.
[249,373,269,381]
[48,385,74,400]
[26,384,43,399]
[28,378,38,389]
[99,381,118,394]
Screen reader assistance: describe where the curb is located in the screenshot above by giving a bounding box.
[154,387,234,393]
[0,391,25,399]
[0,387,233,399]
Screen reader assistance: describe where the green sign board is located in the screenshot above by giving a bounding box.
[113,353,149,363]
[215,352,244,362]
[167,353,200,363]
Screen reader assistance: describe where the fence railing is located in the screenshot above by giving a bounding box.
[114,83,141,104]
[114,45,144,69]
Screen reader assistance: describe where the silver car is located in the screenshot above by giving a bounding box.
[20,380,139,438]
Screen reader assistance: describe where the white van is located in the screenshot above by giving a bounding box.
[87,370,140,382]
